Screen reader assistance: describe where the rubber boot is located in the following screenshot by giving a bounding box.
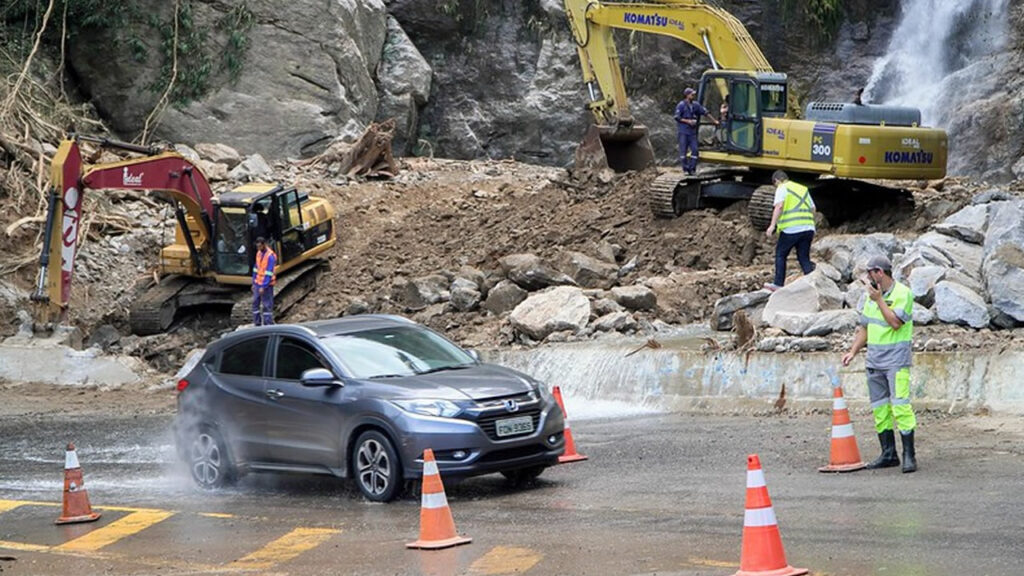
[866,430,900,469]
[901,430,917,473]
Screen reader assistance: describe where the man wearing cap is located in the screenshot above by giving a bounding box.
[252,237,276,326]
[764,170,816,291]
[841,255,918,473]
[674,87,719,175]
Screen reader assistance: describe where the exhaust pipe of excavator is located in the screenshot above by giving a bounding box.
[573,124,655,174]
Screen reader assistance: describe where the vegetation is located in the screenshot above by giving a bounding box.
[782,0,843,43]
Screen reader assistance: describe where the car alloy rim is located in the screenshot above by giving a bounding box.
[191,433,221,486]
[357,439,391,496]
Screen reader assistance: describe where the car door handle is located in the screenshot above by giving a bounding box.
[266,389,285,400]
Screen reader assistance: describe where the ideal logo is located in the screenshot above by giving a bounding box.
[884,150,933,164]
[766,127,785,141]
[122,167,144,186]
[623,12,669,27]
[901,137,921,149]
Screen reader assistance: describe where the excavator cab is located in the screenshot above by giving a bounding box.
[698,71,788,156]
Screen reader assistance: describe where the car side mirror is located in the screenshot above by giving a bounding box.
[300,368,342,387]
[466,349,480,362]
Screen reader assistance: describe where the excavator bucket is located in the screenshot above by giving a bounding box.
[574,124,655,174]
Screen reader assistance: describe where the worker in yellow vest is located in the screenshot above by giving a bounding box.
[841,255,918,473]
[764,170,816,291]
[252,237,277,326]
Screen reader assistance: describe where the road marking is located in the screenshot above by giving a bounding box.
[0,500,31,514]
[469,546,543,574]
[56,510,175,552]
[199,512,236,519]
[686,556,739,568]
[227,527,340,570]
[0,540,50,553]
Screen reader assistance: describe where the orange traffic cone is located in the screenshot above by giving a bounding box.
[407,449,471,550]
[552,386,587,464]
[819,386,867,473]
[55,443,101,525]
[733,454,807,576]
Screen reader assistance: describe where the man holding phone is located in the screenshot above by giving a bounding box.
[841,255,918,473]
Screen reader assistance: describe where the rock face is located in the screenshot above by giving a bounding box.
[933,281,990,328]
[509,286,590,340]
[375,16,433,155]
[68,0,390,159]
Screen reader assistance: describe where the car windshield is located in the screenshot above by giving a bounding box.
[321,326,475,379]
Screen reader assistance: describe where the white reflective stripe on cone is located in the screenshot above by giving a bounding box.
[65,450,80,470]
[421,491,449,510]
[746,469,766,488]
[831,423,855,439]
[833,397,847,410]
[423,459,439,476]
[744,507,778,527]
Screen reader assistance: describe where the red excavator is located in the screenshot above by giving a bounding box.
[31,135,337,334]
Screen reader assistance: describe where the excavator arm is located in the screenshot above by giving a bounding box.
[32,137,216,324]
[565,0,772,128]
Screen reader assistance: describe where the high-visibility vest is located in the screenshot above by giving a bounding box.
[254,248,276,287]
[777,181,815,232]
[861,281,914,369]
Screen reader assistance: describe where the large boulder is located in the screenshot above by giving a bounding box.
[983,243,1024,322]
[932,204,989,244]
[558,251,618,289]
[768,310,858,337]
[499,253,574,291]
[710,290,770,331]
[983,200,1024,258]
[813,234,904,281]
[228,154,273,181]
[509,286,590,340]
[375,16,433,155]
[195,143,242,168]
[907,265,947,306]
[449,278,482,312]
[391,274,450,310]
[894,244,953,282]
[592,311,637,333]
[933,281,990,328]
[610,285,657,311]
[914,232,984,282]
[762,270,843,325]
[68,0,391,159]
[481,280,528,315]
[912,302,936,325]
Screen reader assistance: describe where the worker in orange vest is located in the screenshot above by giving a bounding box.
[252,237,276,325]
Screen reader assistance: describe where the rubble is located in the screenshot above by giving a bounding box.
[509,286,590,340]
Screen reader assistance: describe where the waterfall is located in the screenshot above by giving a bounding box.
[864,0,1011,127]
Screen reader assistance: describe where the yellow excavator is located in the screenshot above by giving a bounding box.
[564,0,948,227]
[32,135,336,334]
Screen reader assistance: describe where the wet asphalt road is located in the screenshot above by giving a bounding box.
[0,409,1022,576]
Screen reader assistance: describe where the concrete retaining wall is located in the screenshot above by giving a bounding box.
[485,340,1024,414]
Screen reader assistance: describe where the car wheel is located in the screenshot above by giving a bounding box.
[501,465,546,486]
[352,431,402,502]
[189,427,235,489]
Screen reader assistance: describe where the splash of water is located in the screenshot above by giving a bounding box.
[864,0,1010,126]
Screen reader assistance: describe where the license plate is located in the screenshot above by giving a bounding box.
[495,415,534,437]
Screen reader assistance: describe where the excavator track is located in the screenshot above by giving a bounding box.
[230,259,327,327]
[748,184,777,231]
[649,172,684,218]
[129,276,193,336]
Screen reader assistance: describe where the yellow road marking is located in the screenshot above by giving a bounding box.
[200,512,236,519]
[469,546,543,575]
[0,500,31,514]
[0,539,235,573]
[0,540,50,552]
[228,527,340,570]
[56,510,175,552]
[686,556,739,568]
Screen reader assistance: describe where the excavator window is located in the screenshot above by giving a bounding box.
[728,80,761,154]
[214,207,251,276]
[759,83,787,117]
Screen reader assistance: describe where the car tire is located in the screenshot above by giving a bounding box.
[188,426,236,489]
[352,431,402,502]
[501,465,546,486]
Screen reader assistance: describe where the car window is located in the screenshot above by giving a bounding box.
[275,338,328,380]
[219,337,268,376]
[321,326,474,379]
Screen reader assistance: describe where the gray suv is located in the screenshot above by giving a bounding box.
[173,315,565,501]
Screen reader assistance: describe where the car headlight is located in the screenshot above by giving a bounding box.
[534,383,554,402]
[393,399,462,418]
